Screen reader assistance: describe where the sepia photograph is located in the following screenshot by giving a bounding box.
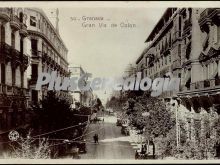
[0,1,220,163]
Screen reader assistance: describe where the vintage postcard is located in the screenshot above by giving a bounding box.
[0,1,219,164]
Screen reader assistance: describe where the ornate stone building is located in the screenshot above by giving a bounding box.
[69,66,94,107]
[0,8,29,130]
[24,8,69,104]
[136,8,220,152]
[0,8,71,132]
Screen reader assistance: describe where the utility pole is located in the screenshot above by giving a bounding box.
[173,100,180,148]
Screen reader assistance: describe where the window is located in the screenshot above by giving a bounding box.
[31,39,38,56]
[21,71,24,88]
[169,55,171,62]
[30,16,37,27]
[31,64,38,78]
[20,38,23,54]
[32,90,38,104]
[11,32,15,48]
[1,64,5,84]
[1,24,5,42]
[179,16,182,37]
[19,12,23,23]
[12,68,16,85]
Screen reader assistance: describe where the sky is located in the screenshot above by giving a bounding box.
[44,6,166,103]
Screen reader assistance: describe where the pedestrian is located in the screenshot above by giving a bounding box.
[93,134,97,144]
[96,134,99,144]
[135,150,139,159]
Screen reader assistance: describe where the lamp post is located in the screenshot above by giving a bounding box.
[142,112,150,155]
[172,99,180,148]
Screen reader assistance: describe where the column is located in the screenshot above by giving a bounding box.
[15,66,21,87]
[190,108,196,142]
[23,37,28,55]
[212,24,218,44]
[23,70,27,88]
[0,22,2,43]
[207,64,210,79]
[191,61,202,83]
[4,22,11,45]
[14,30,20,51]
[218,60,220,77]
[191,9,203,60]
[6,62,12,85]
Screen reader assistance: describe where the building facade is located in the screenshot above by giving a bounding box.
[69,66,94,107]
[136,8,220,149]
[0,7,70,132]
[0,8,29,131]
[25,8,69,104]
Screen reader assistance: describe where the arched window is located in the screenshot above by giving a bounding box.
[1,24,5,43]
[11,32,15,48]
[19,12,23,23]
[1,64,5,84]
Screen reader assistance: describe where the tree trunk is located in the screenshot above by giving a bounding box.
[152,139,155,159]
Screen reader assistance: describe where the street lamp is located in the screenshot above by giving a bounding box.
[172,99,180,148]
[142,112,150,155]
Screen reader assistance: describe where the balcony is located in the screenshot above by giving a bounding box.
[12,86,29,97]
[171,60,181,71]
[28,77,38,86]
[204,79,211,88]
[178,78,220,97]
[19,23,28,37]
[0,42,11,62]
[183,18,192,36]
[215,78,220,86]
[10,14,20,30]
[23,53,29,65]
[42,52,47,62]
[11,48,21,68]
[0,84,7,94]
[0,8,11,22]
[31,49,41,59]
[199,8,220,31]
[0,84,29,97]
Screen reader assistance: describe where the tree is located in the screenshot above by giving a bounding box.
[7,132,51,159]
[122,92,175,158]
[31,91,78,139]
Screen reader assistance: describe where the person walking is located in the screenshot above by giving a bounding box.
[95,134,99,144]
[93,134,97,144]
[135,150,139,159]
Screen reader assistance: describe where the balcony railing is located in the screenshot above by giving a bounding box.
[0,8,11,21]
[183,18,192,34]
[199,8,220,27]
[29,77,38,86]
[204,79,210,88]
[0,84,7,94]
[181,78,220,93]
[0,42,11,56]
[10,14,20,30]
[19,23,28,37]
[0,83,29,96]
[215,78,220,86]
[31,49,41,58]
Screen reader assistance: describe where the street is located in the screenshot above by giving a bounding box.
[80,115,135,159]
